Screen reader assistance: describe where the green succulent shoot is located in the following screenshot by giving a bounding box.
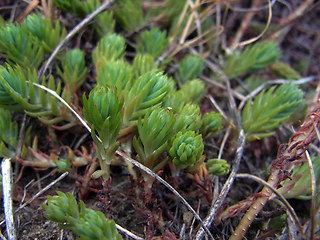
[22,14,66,53]
[278,156,320,200]
[270,61,301,80]
[83,86,123,179]
[178,79,205,104]
[93,10,115,37]
[132,54,157,76]
[58,49,87,95]
[201,112,223,138]
[176,54,205,84]
[169,131,204,170]
[173,103,202,133]
[0,64,75,125]
[75,207,122,240]
[54,0,115,36]
[92,33,126,72]
[43,191,80,228]
[96,60,134,94]
[133,107,175,171]
[206,158,230,176]
[0,23,43,69]
[43,191,122,240]
[54,0,100,17]
[114,0,144,32]
[122,70,171,127]
[0,108,18,158]
[224,41,281,79]
[137,27,169,59]
[242,84,303,141]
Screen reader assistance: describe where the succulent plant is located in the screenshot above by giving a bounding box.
[122,70,171,126]
[22,14,66,53]
[58,49,87,95]
[83,86,123,138]
[137,27,169,59]
[242,84,303,141]
[224,41,281,79]
[54,0,100,17]
[270,61,301,80]
[0,64,75,125]
[178,79,205,104]
[132,54,156,76]
[96,60,134,94]
[43,191,80,227]
[0,108,18,158]
[43,191,122,240]
[206,158,230,176]
[176,55,205,84]
[93,10,115,37]
[83,86,123,179]
[54,0,115,36]
[114,0,144,32]
[201,112,223,137]
[173,103,202,133]
[92,33,126,71]
[0,23,43,69]
[169,131,204,170]
[133,107,175,171]
[75,207,123,240]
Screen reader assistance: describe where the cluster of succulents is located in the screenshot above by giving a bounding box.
[0,0,312,238]
[43,192,122,240]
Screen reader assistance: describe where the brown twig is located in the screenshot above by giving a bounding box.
[229,0,264,50]
[235,173,303,233]
[267,0,317,41]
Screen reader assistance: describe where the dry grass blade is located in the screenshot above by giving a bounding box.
[238,76,316,109]
[305,150,317,240]
[16,0,39,23]
[236,0,272,48]
[1,158,16,240]
[116,151,214,240]
[116,224,143,240]
[0,172,69,227]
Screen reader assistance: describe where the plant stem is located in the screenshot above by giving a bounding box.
[229,169,280,240]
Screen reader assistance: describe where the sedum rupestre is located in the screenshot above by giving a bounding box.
[169,131,204,170]
[43,191,122,240]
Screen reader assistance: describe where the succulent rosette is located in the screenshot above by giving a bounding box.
[206,158,230,176]
[169,131,204,169]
